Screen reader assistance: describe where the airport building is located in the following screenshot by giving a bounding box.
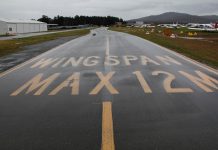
[0,19,47,35]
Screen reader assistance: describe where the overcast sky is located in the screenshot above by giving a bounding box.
[0,0,218,20]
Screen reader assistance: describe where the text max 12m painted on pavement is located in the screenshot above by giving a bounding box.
[10,70,218,96]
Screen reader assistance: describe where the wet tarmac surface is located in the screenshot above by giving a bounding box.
[0,36,78,72]
[0,28,217,150]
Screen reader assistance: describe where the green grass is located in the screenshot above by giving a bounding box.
[0,29,90,57]
[109,27,218,69]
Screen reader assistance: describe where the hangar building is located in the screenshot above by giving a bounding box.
[0,19,47,35]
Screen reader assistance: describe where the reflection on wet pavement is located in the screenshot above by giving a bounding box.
[0,36,78,72]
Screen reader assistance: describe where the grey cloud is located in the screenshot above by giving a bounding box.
[171,2,218,15]
[0,0,217,20]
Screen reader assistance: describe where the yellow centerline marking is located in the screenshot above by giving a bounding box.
[102,102,115,150]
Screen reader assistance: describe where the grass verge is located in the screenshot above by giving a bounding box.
[109,27,218,69]
[0,29,90,57]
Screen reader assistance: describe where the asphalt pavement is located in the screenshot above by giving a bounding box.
[0,35,79,72]
[0,27,218,150]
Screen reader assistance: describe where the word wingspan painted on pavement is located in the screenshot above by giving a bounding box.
[30,55,182,68]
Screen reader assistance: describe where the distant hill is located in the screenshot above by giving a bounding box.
[128,12,218,24]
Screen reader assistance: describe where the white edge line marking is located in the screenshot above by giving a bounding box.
[151,41,218,75]
[0,34,90,79]
[110,30,218,75]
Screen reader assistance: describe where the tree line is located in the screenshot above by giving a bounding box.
[38,15,124,26]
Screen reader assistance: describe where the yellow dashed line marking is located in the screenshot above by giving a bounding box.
[102,102,115,150]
